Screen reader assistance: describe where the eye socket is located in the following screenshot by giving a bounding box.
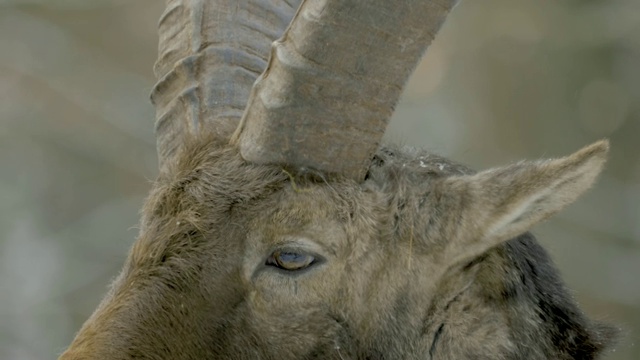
[266,250,316,271]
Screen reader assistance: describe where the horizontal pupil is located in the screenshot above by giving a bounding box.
[278,252,306,263]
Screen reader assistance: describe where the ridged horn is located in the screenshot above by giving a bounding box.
[151,0,302,170]
[235,0,460,181]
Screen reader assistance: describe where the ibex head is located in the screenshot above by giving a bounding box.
[60,0,616,359]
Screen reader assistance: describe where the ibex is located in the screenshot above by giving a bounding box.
[60,0,617,359]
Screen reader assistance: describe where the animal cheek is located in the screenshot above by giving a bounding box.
[250,277,301,308]
[246,288,269,313]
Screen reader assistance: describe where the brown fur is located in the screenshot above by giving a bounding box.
[59,134,617,359]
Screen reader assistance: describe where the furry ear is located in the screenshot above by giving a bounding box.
[441,140,609,265]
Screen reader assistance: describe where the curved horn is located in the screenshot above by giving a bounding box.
[151,0,302,170]
[235,0,460,181]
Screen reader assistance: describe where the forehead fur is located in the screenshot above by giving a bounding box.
[144,136,470,232]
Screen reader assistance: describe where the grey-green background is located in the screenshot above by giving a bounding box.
[0,1,638,359]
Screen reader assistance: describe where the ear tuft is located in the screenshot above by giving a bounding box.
[575,139,609,158]
[562,139,609,176]
[540,139,609,206]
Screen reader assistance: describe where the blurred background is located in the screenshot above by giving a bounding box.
[0,0,638,359]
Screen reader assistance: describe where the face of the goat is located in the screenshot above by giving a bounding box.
[59,137,608,360]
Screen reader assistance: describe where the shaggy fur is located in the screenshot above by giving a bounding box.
[60,134,617,359]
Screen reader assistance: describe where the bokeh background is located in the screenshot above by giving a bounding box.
[0,0,638,359]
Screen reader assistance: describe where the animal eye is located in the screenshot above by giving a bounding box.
[266,250,316,271]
